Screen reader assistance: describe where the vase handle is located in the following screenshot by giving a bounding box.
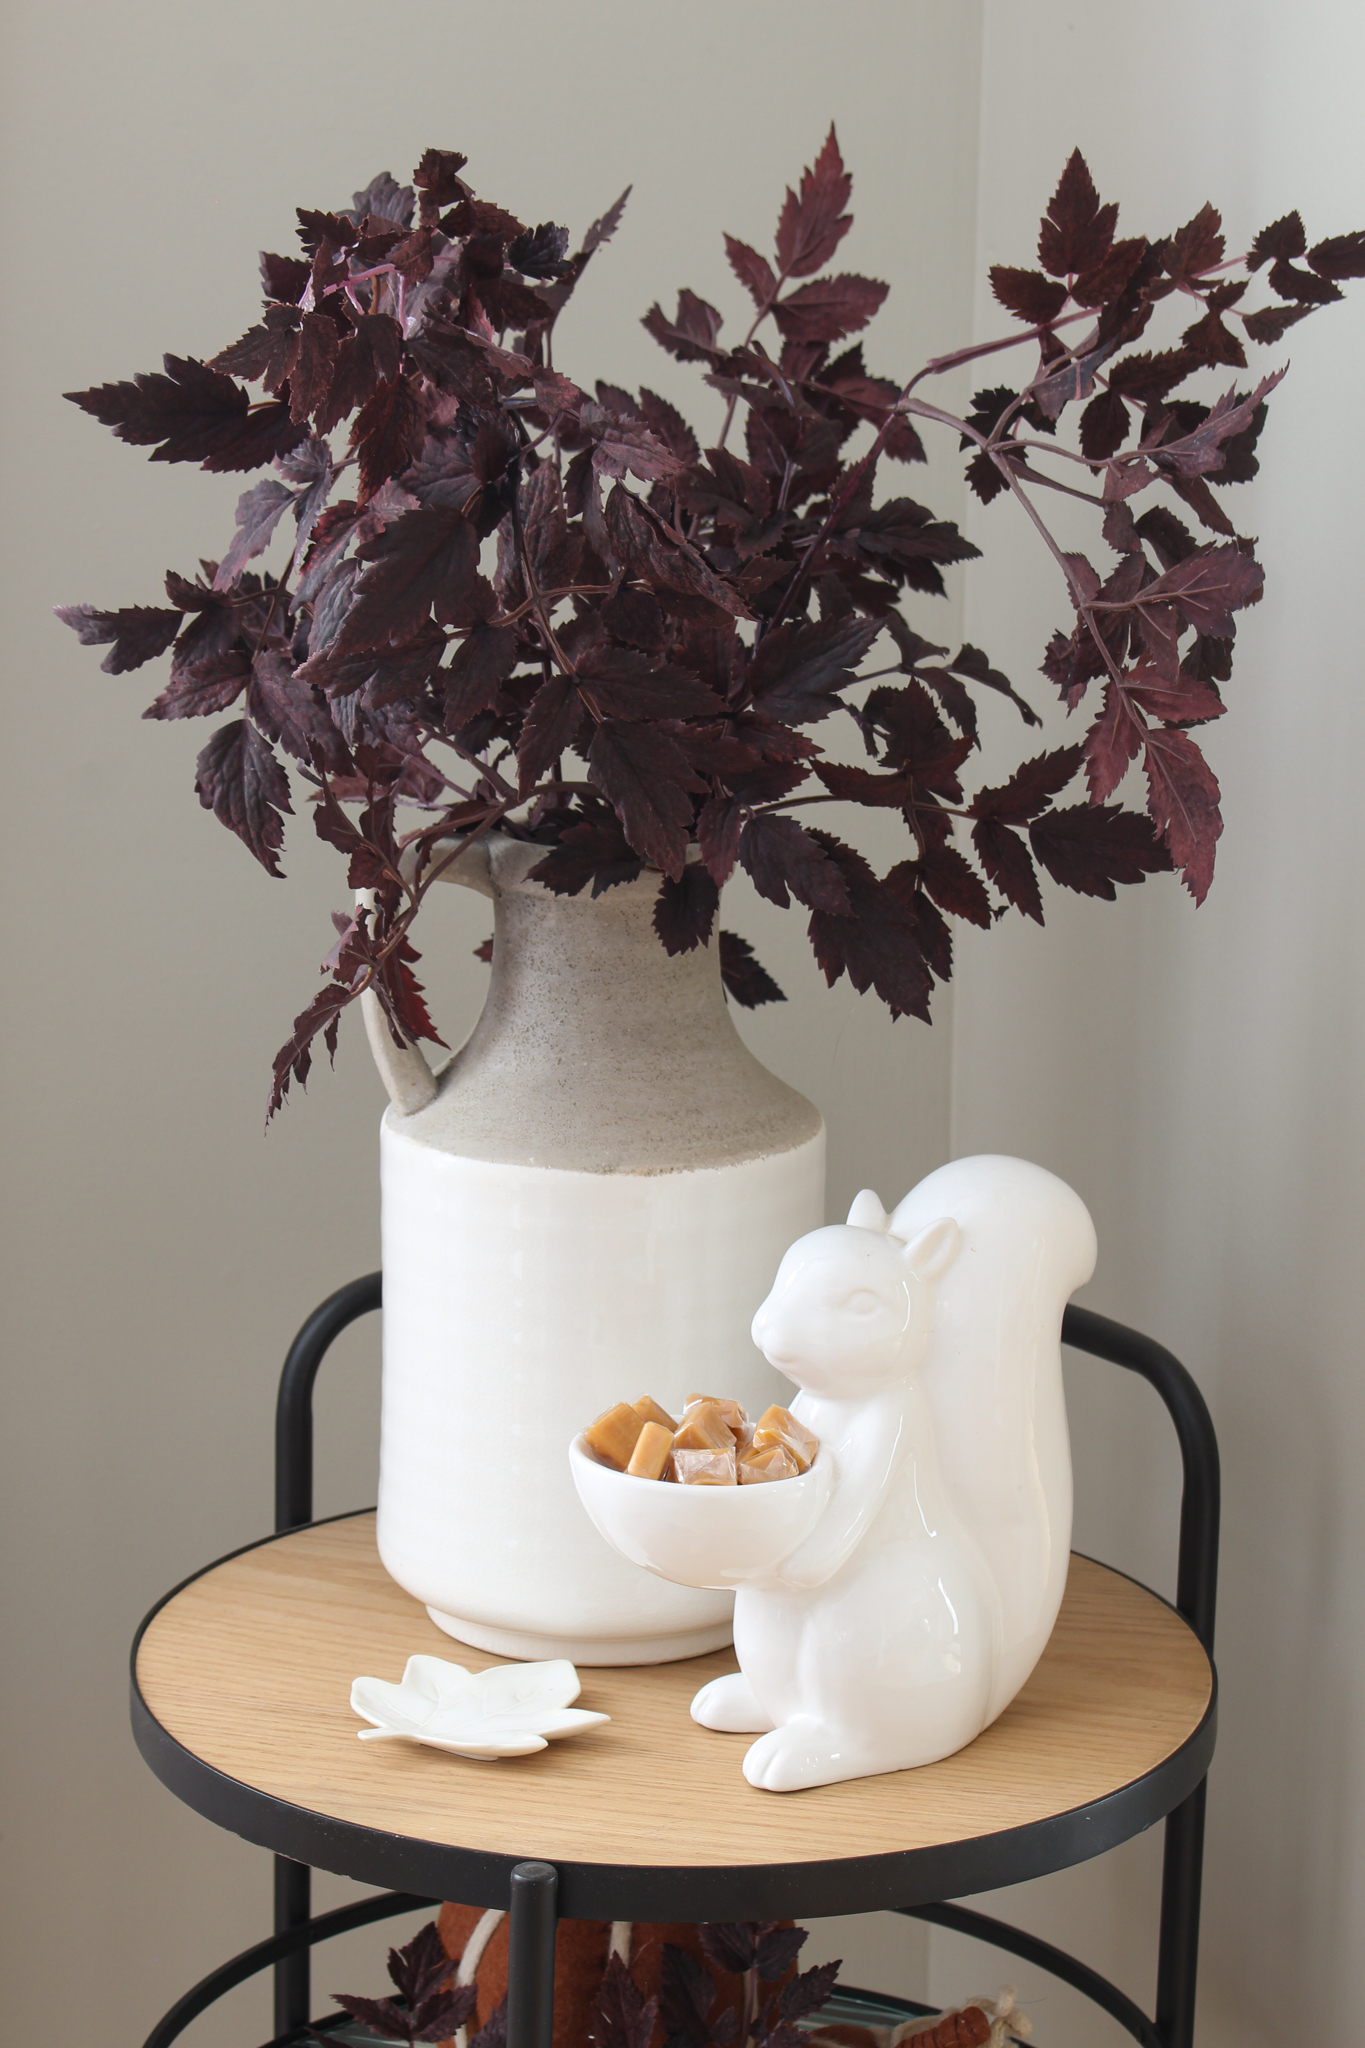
[359,835,495,1115]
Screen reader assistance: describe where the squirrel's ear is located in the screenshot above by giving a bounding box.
[847,1188,890,1232]
[900,1216,960,1282]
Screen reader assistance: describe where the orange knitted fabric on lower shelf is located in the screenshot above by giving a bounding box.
[436,1906,760,2048]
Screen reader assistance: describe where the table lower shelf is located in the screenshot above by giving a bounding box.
[132,1510,1215,1921]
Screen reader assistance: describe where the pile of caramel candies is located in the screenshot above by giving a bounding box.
[583,1394,818,1485]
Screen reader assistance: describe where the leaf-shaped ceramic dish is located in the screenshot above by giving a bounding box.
[350,1653,610,1759]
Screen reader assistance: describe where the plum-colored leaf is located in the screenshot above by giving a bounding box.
[641,290,725,363]
[1164,203,1224,285]
[1038,151,1118,278]
[581,402,685,484]
[1144,544,1263,637]
[248,650,352,774]
[1143,727,1221,901]
[697,794,744,885]
[210,304,303,389]
[1122,661,1226,726]
[603,484,749,621]
[516,675,582,793]
[946,643,1040,726]
[1084,682,1145,801]
[916,844,992,928]
[971,745,1082,825]
[1151,370,1285,478]
[1308,229,1365,280]
[337,507,478,649]
[774,1960,840,2025]
[507,221,570,278]
[578,648,724,722]
[1029,802,1173,898]
[776,127,854,280]
[213,479,294,590]
[1241,302,1313,345]
[1248,212,1305,269]
[1268,257,1341,305]
[971,816,1042,922]
[67,355,307,471]
[194,718,291,874]
[772,274,889,345]
[851,498,980,594]
[527,818,642,897]
[719,931,784,1007]
[586,721,707,878]
[989,265,1068,324]
[748,613,881,725]
[739,814,851,912]
[55,602,182,674]
[351,375,426,502]
[725,236,777,307]
[443,623,518,727]
[698,1923,756,1974]
[805,832,932,1021]
[1080,389,1129,461]
[653,864,720,955]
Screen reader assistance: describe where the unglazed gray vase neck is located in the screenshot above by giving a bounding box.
[400,836,821,1174]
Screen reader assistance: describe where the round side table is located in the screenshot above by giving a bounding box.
[130,1282,1219,2048]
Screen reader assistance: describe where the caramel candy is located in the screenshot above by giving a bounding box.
[633,1395,677,1432]
[627,1419,675,1481]
[674,1446,738,1485]
[584,1401,646,1471]
[738,1442,801,1484]
[733,1419,756,1455]
[686,1393,748,1434]
[672,1398,736,1452]
[751,1405,819,1472]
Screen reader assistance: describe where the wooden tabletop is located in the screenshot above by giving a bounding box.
[133,1512,1215,1919]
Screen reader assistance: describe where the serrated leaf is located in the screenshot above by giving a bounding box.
[806,833,932,1020]
[337,507,478,649]
[653,864,720,954]
[213,478,295,590]
[587,720,706,878]
[748,613,881,725]
[1029,802,1173,898]
[772,274,888,345]
[971,816,1042,922]
[67,355,307,471]
[194,718,291,874]
[776,127,853,279]
[988,266,1068,324]
[55,602,182,674]
[443,622,518,727]
[725,236,777,307]
[1038,151,1118,277]
[1143,727,1221,901]
[739,814,851,912]
[972,745,1082,825]
[719,930,784,1007]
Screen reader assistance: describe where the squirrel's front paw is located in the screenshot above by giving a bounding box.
[690,1672,773,1733]
[742,1719,850,1791]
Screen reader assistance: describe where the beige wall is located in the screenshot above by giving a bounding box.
[0,4,979,2041]
[5,3,1362,2042]
[935,5,1365,2043]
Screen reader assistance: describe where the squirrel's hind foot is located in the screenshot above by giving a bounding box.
[690,1672,774,1733]
[742,1719,862,1791]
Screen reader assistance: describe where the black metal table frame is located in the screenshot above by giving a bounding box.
[133,1277,1219,2048]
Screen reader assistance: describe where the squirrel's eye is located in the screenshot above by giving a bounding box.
[845,1290,880,1316]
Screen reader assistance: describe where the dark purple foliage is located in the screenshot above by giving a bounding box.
[57,136,1361,1116]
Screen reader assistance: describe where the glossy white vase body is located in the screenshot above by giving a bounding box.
[370,837,825,1665]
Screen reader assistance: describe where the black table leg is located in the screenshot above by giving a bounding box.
[507,1861,558,2048]
[273,1854,310,2037]
[1156,1780,1207,2048]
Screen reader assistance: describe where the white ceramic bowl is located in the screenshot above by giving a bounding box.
[568,1435,832,1591]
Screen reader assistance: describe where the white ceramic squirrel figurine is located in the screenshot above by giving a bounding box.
[691,1154,1097,1791]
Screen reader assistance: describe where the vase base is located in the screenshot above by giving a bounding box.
[424,1605,734,1666]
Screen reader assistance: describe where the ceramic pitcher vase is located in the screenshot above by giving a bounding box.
[364,834,825,1665]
